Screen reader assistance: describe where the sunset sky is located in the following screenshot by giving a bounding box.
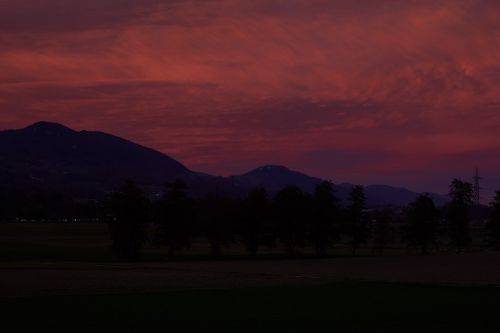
[1,0,500,197]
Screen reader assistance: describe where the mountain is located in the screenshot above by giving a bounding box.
[0,121,192,197]
[229,165,325,193]
[339,183,449,207]
[0,122,449,206]
[230,166,448,206]
[365,185,448,206]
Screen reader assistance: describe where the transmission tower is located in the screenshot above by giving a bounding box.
[473,167,481,205]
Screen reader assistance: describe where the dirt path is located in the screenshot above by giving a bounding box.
[1,252,500,297]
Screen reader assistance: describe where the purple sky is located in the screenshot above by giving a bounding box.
[1,0,500,199]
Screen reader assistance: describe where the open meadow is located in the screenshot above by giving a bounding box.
[3,282,500,332]
[1,222,500,331]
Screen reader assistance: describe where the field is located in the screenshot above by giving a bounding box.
[2,282,500,331]
[0,222,488,262]
[2,223,500,331]
[0,222,400,262]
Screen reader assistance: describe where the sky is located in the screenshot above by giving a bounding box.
[1,0,500,199]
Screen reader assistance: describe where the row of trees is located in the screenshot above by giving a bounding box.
[105,179,500,261]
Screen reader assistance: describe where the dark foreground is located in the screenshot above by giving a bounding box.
[2,282,500,332]
[2,223,500,332]
[2,252,500,297]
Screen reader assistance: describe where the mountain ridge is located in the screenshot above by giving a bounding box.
[0,122,449,206]
[0,121,191,197]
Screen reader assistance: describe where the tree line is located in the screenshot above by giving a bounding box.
[103,178,500,261]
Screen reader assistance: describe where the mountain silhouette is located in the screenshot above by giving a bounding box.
[229,165,325,193]
[338,183,448,207]
[0,122,448,205]
[0,122,191,196]
[230,166,448,206]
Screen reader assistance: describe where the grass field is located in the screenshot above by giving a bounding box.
[0,222,374,262]
[2,223,500,331]
[2,282,500,332]
[0,222,471,262]
[0,223,112,261]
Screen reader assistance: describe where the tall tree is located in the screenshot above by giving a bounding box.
[274,186,311,257]
[486,191,500,250]
[405,195,439,255]
[448,179,473,252]
[240,187,272,258]
[0,187,5,222]
[310,181,341,257]
[155,179,193,260]
[372,208,395,255]
[200,195,237,259]
[345,185,370,256]
[106,181,149,261]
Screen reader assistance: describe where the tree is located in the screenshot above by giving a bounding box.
[155,179,193,260]
[405,195,439,255]
[274,186,311,257]
[106,181,149,261]
[345,185,370,256]
[240,187,272,258]
[200,195,237,259]
[448,179,473,252]
[372,208,395,255]
[0,187,3,222]
[486,191,500,250]
[310,181,341,257]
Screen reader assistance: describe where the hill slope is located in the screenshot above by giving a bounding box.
[0,122,449,205]
[229,165,325,193]
[0,122,191,196]
[231,166,448,206]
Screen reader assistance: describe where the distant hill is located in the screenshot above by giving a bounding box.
[0,122,191,197]
[0,122,449,206]
[229,165,325,193]
[230,166,448,206]
[339,183,449,207]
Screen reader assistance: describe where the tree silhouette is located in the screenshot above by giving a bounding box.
[448,179,473,252]
[486,191,500,250]
[345,185,370,256]
[405,195,439,255]
[200,195,237,259]
[106,181,149,261]
[0,187,3,222]
[240,187,273,258]
[155,179,193,260]
[310,181,341,257]
[372,208,395,255]
[274,186,311,257]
